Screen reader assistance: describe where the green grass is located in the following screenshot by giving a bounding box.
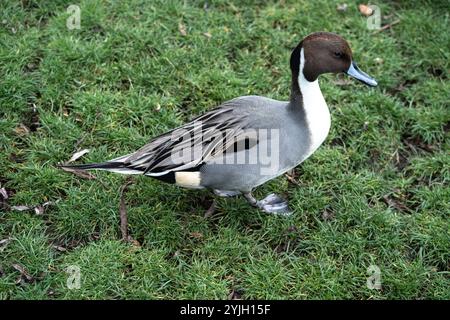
[0,0,449,300]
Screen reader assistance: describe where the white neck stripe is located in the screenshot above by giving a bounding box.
[298,48,331,156]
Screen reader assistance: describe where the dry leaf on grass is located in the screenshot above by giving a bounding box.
[203,32,212,38]
[190,232,203,239]
[11,205,31,211]
[128,239,141,247]
[12,263,34,283]
[14,124,30,135]
[67,149,90,163]
[178,22,187,36]
[0,238,12,252]
[0,187,8,200]
[52,245,67,252]
[358,4,373,16]
[0,238,11,246]
[11,200,59,215]
[43,200,58,207]
[34,206,44,215]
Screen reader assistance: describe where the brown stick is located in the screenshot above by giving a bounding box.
[60,166,96,180]
[119,178,133,241]
[375,19,400,33]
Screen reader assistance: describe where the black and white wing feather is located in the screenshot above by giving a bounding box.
[60,99,252,181]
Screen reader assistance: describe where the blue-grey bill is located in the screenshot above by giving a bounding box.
[346,61,378,87]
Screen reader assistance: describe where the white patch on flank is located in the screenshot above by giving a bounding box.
[175,171,202,189]
[299,48,331,158]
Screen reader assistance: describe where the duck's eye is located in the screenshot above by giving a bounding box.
[334,52,342,58]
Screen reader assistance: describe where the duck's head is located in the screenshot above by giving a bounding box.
[290,32,377,87]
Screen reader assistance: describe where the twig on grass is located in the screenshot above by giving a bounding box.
[375,19,400,33]
[119,177,138,244]
[60,166,96,179]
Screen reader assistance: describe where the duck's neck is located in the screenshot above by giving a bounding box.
[290,48,331,152]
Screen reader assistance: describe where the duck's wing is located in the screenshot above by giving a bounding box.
[61,99,254,178]
[126,103,250,176]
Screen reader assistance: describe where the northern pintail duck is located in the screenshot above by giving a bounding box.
[62,32,377,215]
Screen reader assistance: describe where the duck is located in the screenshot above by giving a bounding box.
[61,32,377,216]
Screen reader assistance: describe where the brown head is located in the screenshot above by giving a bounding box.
[290,32,377,93]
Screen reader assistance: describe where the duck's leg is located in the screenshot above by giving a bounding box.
[243,192,292,216]
[204,200,216,218]
[204,190,241,218]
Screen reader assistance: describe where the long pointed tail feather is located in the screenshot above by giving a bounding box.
[58,161,143,175]
[58,161,124,170]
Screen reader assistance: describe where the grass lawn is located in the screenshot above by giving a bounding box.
[0,0,449,299]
